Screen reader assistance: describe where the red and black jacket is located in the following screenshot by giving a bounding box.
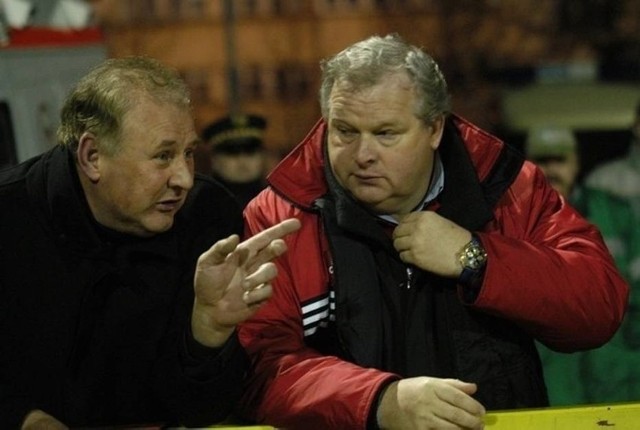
[238,115,628,429]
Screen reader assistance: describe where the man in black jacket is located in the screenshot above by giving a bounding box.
[0,56,299,429]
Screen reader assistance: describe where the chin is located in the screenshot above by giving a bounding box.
[139,217,175,236]
[357,198,391,215]
[151,222,174,234]
[351,189,386,205]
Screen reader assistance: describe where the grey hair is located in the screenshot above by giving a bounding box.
[319,34,450,124]
[57,56,191,154]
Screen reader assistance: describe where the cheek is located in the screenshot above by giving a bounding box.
[559,165,577,179]
[395,158,432,198]
[245,158,263,172]
[388,149,428,181]
[127,172,165,203]
[226,159,245,173]
[327,145,345,170]
[330,151,355,183]
[392,162,419,189]
[249,155,264,167]
[99,179,138,216]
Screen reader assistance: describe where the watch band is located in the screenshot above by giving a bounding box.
[457,234,487,286]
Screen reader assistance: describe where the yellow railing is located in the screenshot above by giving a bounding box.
[485,402,640,429]
[194,402,640,429]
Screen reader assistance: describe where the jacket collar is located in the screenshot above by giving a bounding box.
[436,119,495,231]
[268,114,503,230]
[267,119,328,209]
[26,145,178,261]
[27,145,101,248]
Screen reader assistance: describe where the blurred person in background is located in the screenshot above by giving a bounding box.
[525,125,580,201]
[202,114,268,208]
[573,100,640,404]
[531,103,640,406]
[525,125,585,406]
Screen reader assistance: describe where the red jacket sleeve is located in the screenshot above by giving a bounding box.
[237,191,398,430]
[470,163,629,352]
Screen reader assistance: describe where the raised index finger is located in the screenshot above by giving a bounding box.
[242,218,301,253]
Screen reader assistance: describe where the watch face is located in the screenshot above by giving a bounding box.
[460,240,487,271]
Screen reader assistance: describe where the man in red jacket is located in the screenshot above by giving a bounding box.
[237,34,628,430]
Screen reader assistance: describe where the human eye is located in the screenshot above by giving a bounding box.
[184,147,195,159]
[154,150,174,163]
[376,129,398,144]
[334,124,357,140]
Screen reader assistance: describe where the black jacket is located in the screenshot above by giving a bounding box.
[212,174,266,209]
[0,146,246,428]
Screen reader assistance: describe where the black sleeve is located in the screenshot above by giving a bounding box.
[182,324,247,380]
[0,385,33,429]
[152,177,248,427]
[153,325,248,427]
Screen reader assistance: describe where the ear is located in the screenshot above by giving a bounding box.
[429,115,446,150]
[76,132,101,183]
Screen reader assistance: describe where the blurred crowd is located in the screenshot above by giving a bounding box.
[526,101,640,405]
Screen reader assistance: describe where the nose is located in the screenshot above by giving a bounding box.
[169,155,194,191]
[354,134,377,166]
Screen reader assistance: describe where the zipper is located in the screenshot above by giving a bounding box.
[406,266,414,289]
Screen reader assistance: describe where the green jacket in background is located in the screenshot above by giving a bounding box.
[541,143,640,406]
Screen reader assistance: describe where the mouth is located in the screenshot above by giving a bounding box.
[353,173,382,183]
[156,198,183,213]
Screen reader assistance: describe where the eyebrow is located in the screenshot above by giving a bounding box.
[156,138,202,148]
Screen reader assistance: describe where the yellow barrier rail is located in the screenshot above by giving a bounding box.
[173,402,640,429]
[485,402,640,429]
